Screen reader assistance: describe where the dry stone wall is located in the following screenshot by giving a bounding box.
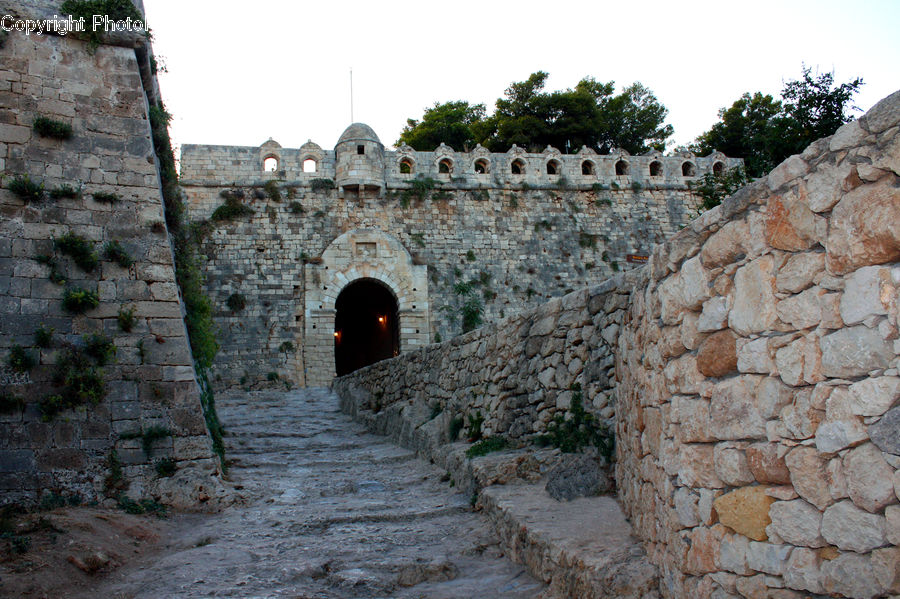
[333,90,900,599]
[333,274,634,442]
[0,5,224,507]
[615,90,900,599]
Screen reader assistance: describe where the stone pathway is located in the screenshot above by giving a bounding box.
[83,388,546,598]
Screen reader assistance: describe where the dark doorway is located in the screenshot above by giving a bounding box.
[334,279,399,376]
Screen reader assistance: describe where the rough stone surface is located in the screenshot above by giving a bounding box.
[545,454,613,501]
[820,325,894,378]
[869,406,900,456]
[785,446,834,510]
[697,330,738,377]
[729,255,778,336]
[843,443,896,513]
[767,499,826,548]
[826,178,900,275]
[821,552,881,599]
[713,486,775,541]
[821,500,887,553]
[86,389,548,598]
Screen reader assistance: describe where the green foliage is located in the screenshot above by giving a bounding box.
[310,178,335,191]
[434,332,442,343]
[578,232,596,248]
[631,181,642,191]
[62,287,99,313]
[211,195,254,222]
[8,175,44,202]
[2,532,31,554]
[103,240,134,268]
[448,415,464,441]
[7,344,36,372]
[410,233,426,248]
[465,249,476,262]
[266,371,279,382]
[54,232,98,272]
[32,116,73,140]
[465,436,508,458]
[0,391,25,414]
[535,384,614,457]
[693,66,863,177]
[465,411,484,442]
[136,338,145,363]
[116,494,167,517]
[82,333,116,365]
[92,191,120,204]
[155,457,176,478]
[534,219,552,232]
[263,180,281,202]
[398,100,487,150]
[461,296,482,332]
[226,292,246,312]
[141,425,172,458]
[508,195,518,209]
[49,183,81,199]
[103,450,126,495]
[289,201,305,214]
[117,305,136,332]
[40,345,106,420]
[198,372,226,472]
[60,0,143,52]
[278,341,295,353]
[693,166,750,211]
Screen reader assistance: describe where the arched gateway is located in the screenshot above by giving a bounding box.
[302,229,430,386]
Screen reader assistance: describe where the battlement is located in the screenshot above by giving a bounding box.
[179,123,742,195]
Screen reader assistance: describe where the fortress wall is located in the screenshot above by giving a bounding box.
[188,184,690,389]
[0,16,224,506]
[615,90,900,599]
[332,273,633,443]
[333,90,900,599]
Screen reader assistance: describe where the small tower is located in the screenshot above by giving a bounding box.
[334,123,385,196]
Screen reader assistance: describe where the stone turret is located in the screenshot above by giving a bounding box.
[334,122,385,196]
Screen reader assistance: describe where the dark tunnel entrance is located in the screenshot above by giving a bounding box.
[334,279,400,376]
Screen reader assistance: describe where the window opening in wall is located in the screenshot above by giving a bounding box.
[649,161,662,176]
[334,279,399,376]
[682,162,696,177]
[713,161,724,175]
[511,159,524,175]
[438,159,452,174]
[474,159,489,174]
[581,161,594,175]
[303,159,317,173]
[615,160,629,176]
[399,158,413,174]
[357,145,365,155]
[263,156,278,172]
[546,160,560,175]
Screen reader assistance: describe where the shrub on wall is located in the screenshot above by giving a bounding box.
[62,287,99,313]
[32,116,73,140]
[8,175,44,202]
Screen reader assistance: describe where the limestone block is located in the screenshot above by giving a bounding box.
[821,500,887,552]
[697,296,730,332]
[719,533,752,575]
[814,416,868,454]
[765,194,819,251]
[685,525,726,575]
[746,443,791,485]
[674,486,701,528]
[780,386,825,440]
[785,446,833,510]
[821,553,881,599]
[863,89,900,134]
[767,499,826,548]
[745,541,792,576]
[869,406,900,455]
[820,325,894,378]
[871,546,900,595]
[826,178,900,275]
[709,375,780,441]
[713,486,774,541]
[843,442,896,513]
[664,354,706,395]
[774,334,823,387]
[840,265,893,325]
[775,253,825,294]
[767,155,809,191]
[783,547,824,594]
[887,505,900,545]
[736,337,776,375]
[673,396,714,443]
[697,330,738,377]
[700,219,750,269]
[678,444,724,488]
[729,255,778,336]
[775,287,830,330]
[805,160,852,213]
[714,444,755,487]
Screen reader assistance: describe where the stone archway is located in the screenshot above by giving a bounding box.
[334,278,399,376]
[303,229,430,387]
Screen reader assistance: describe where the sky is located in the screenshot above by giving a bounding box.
[142,0,900,158]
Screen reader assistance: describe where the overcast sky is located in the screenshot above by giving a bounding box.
[142,0,899,157]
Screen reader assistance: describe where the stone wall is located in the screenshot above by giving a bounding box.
[184,161,719,388]
[615,90,900,598]
[0,4,224,506]
[332,274,634,441]
[333,90,900,599]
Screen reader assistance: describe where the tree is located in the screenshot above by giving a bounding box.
[397,101,486,151]
[396,73,674,154]
[693,67,863,178]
